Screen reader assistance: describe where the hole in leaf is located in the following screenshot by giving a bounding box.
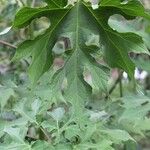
[33,17,50,37]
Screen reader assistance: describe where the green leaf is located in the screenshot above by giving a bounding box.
[13,99,37,124]
[0,118,27,138]
[120,95,150,121]
[32,140,54,150]
[48,107,65,121]
[100,129,135,143]
[100,0,150,19]
[55,144,72,150]
[13,0,149,110]
[125,141,138,150]
[132,57,150,73]
[4,127,28,143]
[0,87,15,109]
[85,63,109,92]
[64,125,80,140]
[0,143,31,150]
[108,15,150,49]
[41,120,56,132]
[119,95,150,134]
[13,7,50,28]
[13,7,70,83]
[76,140,114,150]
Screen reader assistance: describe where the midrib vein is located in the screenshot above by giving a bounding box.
[74,2,80,93]
[75,2,79,50]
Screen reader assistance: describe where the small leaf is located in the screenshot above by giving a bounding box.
[13,99,37,124]
[0,87,15,109]
[101,129,135,143]
[64,125,80,140]
[48,107,65,121]
[31,99,41,115]
[4,127,28,143]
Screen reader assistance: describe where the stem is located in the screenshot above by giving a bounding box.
[28,0,36,39]
[40,126,51,142]
[35,120,51,142]
[105,71,123,99]
[132,78,137,94]
[0,40,17,49]
[119,74,123,97]
[56,121,60,141]
[16,0,25,6]
[31,0,36,7]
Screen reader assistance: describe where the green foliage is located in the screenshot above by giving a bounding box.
[13,0,149,110]
[1,0,150,150]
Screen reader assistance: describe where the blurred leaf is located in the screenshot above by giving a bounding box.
[48,107,65,121]
[64,125,80,140]
[0,26,11,35]
[4,127,28,143]
[0,87,15,109]
[109,15,150,49]
[132,57,150,73]
[32,140,54,150]
[119,95,150,134]
[0,143,31,150]
[13,99,37,124]
[101,129,135,143]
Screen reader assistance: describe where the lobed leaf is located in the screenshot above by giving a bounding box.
[13,0,150,111]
